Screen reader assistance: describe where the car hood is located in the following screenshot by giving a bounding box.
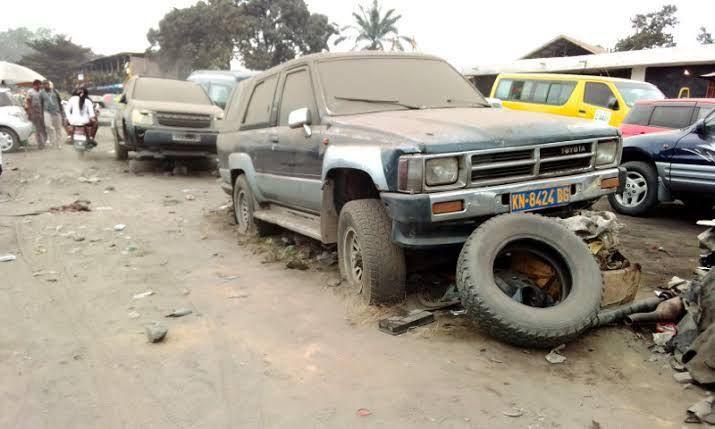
[132,100,222,116]
[328,108,618,153]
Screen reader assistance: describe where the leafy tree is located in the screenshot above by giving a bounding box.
[697,26,714,45]
[18,35,94,90]
[232,0,338,70]
[0,27,53,63]
[614,4,679,51]
[334,0,415,51]
[147,0,238,78]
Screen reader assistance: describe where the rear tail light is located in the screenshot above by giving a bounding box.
[398,157,423,193]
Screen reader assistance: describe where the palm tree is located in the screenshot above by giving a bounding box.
[334,0,416,51]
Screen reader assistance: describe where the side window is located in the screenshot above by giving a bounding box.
[533,82,550,103]
[243,75,278,126]
[518,81,534,101]
[508,81,527,100]
[649,106,693,129]
[278,69,315,126]
[584,82,616,108]
[494,80,512,99]
[623,105,653,125]
[696,106,715,121]
[546,82,576,105]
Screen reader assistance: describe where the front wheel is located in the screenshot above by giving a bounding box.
[337,199,406,304]
[0,127,20,153]
[607,161,658,216]
[232,175,274,236]
[113,127,129,161]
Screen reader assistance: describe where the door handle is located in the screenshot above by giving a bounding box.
[578,110,587,114]
[270,135,279,143]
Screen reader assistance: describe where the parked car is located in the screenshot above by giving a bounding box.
[187,70,255,109]
[111,77,224,161]
[608,110,715,215]
[490,73,665,127]
[620,98,715,138]
[218,52,624,305]
[0,88,33,153]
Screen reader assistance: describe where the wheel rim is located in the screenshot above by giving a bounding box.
[492,239,572,308]
[344,227,364,289]
[0,130,14,152]
[236,190,250,228]
[615,171,648,208]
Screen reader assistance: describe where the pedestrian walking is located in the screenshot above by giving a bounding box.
[42,80,65,148]
[24,79,47,149]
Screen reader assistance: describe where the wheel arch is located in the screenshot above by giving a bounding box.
[227,152,265,202]
[321,167,381,244]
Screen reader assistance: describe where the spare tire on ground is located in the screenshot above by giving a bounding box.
[456,213,603,348]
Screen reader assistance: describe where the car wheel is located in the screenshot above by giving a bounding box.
[337,199,406,304]
[456,213,602,348]
[607,161,658,216]
[232,175,274,236]
[0,127,20,153]
[113,125,128,161]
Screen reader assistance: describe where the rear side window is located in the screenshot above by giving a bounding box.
[696,106,715,121]
[584,82,616,108]
[623,104,653,125]
[533,82,549,103]
[649,106,693,129]
[545,82,576,105]
[243,75,278,126]
[496,79,575,105]
[278,69,315,126]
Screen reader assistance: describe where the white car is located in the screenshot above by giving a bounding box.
[0,89,33,153]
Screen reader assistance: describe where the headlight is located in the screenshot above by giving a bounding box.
[595,140,619,166]
[131,109,154,126]
[425,157,459,186]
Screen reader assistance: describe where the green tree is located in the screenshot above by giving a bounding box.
[614,5,679,51]
[0,27,53,63]
[147,0,238,78]
[697,26,714,45]
[19,35,94,90]
[232,0,338,70]
[334,0,415,51]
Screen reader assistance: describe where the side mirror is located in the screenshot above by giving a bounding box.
[695,119,707,135]
[119,94,127,104]
[288,107,312,137]
[607,97,619,111]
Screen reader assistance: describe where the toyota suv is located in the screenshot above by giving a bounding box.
[217,52,624,304]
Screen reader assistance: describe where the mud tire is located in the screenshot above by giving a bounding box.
[233,175,274,236]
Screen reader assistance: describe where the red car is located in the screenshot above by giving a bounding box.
[620,98,715,138]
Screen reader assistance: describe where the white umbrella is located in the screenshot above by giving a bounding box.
[0,61,45,85]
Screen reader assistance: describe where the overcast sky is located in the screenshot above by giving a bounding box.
[1,0,713,70]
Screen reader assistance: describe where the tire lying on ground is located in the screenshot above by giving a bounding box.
[456,213,603,349]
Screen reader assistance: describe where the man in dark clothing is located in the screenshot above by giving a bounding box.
[42,80,65,147]
[24,79,47,149]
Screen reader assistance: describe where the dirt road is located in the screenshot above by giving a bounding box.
[0,134,709,428]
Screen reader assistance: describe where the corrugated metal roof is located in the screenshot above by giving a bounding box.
[464,44,715,76]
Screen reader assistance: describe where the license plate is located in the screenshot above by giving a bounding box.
[73,134,87,141]
[172,133,200,142]
[510,186,571,212]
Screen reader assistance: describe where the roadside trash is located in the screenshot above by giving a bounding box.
[104,186,115,192]
[356,408,372,417]
[49,199,91,213]
[595,296,664,326]
[685,396,714,425]
[418,283,462,310]
[601,263,641,308]
[379,310,435,335]
[502,408,524,418]
[286,260,309,270]
[165,308,192,318]
[95,206,113,211]
[653,331,675,346]
[545,345,567,364]
[185,194,196,201]
[32,270,57,277]
[78,176,101,184]
[326,278,342,287]
[315,250,338,266]
[145,323,168,343]
[450,309,467,316]
[0,254,17,262]
[128,311,140,319]
[114,224,126,232]
[673,371,694,384]
[132,290,154,300]
[625,297,684,325]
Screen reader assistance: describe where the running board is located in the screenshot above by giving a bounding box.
[253,205,322,241]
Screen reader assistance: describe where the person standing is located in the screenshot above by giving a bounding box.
[24,79,47,149]
[42,80,65,148]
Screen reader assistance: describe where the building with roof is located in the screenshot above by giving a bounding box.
[76,52,174,93]
[464,35,715,99]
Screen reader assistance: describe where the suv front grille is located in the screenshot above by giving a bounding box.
[156,112,212,128]
[469,141,595,186]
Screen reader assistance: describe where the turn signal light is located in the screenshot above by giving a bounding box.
[432,200,464,215]
[601,177,619,189]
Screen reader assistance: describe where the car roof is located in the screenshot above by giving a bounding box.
[633,98,715,106]
[495,72,653,84]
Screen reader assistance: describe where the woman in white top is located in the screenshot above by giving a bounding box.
[64,87,97,143]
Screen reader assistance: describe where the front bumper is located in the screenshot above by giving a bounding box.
[382,167,624,247]
[130,126,218,158]
[9,119,33,141]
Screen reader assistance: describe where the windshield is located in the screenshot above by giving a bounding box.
[133,79,212,105]
[318,57,488,115]
[614,82,665,107]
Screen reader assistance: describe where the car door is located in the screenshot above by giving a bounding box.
[578,81,622,127]
[668,111,715,194]
[272,66,324,212]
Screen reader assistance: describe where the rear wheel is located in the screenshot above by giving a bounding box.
[113,127,129,161]
[0,127,20,153]
[607,161,658,216]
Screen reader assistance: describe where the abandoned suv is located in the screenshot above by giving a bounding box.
[217,52,624,304]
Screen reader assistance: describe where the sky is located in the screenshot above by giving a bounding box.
[1,0,713,70]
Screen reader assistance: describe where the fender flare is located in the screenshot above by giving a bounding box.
[321,144,390,190]
[227,152,266,202]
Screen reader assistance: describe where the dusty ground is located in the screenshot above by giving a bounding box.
[0,132,711,428]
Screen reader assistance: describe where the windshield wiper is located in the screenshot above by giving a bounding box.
[446,98,490,108]
[334,96,421,110]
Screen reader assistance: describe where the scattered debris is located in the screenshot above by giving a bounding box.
[0,254,17,262]
[104,186,115,192]
[315,250,338,266]
[165,308,192,318]
[78,176,101,184]
[545,345,567,364]
[417,283,461,310]
[132,290,154,300]
[502,408,524,418]
[145,323,168,343]
[95,206,113,211]
[450,309,467,316]
[685,396,715,425]
[185,194,196,201]
[379,310,435,335]
[49,199,91,213]
[114,224,126,232]
[652,331,675,346]
[625,297,684,325]
[286,260,309,271]
[32,270,57,277]
[673,371,694,384]
[356,408,372,417]
[326,278,342,287]
[128,311,140,319]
